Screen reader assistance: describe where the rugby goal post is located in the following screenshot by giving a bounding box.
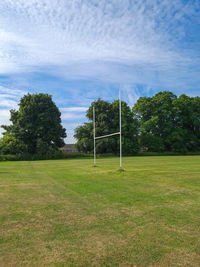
[93,90,122,169]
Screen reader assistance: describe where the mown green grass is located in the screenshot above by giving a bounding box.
[0,156,200,266]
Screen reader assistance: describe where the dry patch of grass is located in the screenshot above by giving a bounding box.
[156,249,200,267]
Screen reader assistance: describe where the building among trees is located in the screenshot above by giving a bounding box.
[62,144,78,153]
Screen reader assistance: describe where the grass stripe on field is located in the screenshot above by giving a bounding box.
[0,156,200,266]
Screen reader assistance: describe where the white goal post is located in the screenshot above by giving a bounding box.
[93,90,122,169]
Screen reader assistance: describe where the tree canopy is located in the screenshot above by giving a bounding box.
[75,91,200,154]
[74,99,139,154]
[1,90,200,158]
[133,91,200,152]
[1,93,66,157]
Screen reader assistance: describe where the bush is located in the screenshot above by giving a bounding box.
[0,154,20,161]
[0,134,27,155]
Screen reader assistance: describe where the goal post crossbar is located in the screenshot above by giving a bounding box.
[95,132,120,140]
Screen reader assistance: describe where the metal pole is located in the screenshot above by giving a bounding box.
[119,89,122,169]
[95,132,120,139]
[93,106,96,167]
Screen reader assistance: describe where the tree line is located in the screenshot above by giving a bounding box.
[75,91,200,153]
[1,91,200,160]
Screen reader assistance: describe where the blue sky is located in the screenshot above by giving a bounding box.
[0,0,199,143]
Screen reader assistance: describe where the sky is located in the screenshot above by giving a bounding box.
[0,0,200,143]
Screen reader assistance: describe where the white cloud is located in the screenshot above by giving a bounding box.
[60,107,88,112]
[60,107,88,143]
[0,85,27,108]
[61,112,85,121]
[0,85,27,97]
[0,109,10,137]
[0,86,27,136]
[62,122,84,144]
[0,0,199,88]
[122,85,141,106]
[0,97,17,108]
[0,109,10,125]
[61,106,87,121]
[0,0,199,141]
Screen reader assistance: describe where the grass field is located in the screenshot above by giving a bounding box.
[0,156,200,266]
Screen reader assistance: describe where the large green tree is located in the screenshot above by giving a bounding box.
[133,91,177,152]
[1,93,66,155]
[74,99,139,154]
[111,100,139,154]
[133,91,200,152]
[172,94,200,152]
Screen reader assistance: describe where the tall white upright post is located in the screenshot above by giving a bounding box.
[93,106,96,167]
[119,89,122,169]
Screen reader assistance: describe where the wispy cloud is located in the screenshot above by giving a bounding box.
[0,109,11,136]
[60,107,88,112]
[0,85,27,108]
[0,0,200,142]
[0,0,199,88]
[0,85,27,136]
[60,106,88,143]
[0,85,27,96]
[0,109,10,125]
[61,112,86,121]
[0,97,17,109]
[122,85,141,106]
[61,106,88,120]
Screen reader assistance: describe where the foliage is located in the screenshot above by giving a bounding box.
[74,123,93,153]
[0,154,20,161]
[74,99,139,154]
[1,90,200,157]
[133,91,200,152]
[111,100,139,154]
[75,91,200,154]
[1,93,66,157]
[0,133,27,155]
